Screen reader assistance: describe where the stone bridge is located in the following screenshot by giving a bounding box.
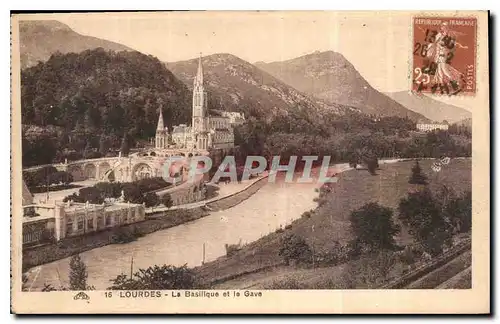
[24,148,210,183]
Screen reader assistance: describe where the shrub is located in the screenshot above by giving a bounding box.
[225,243,241,256]
[108,264,199,290]
[278,233,312,265]
[301,211,311,219]
[143,192,160,208]
[161,193,173,209]
[265,277,305,289]
[338,251,398,288]
[110,227,143,244]
[397,245,423,265]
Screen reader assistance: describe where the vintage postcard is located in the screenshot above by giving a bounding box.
[11,11,489,314]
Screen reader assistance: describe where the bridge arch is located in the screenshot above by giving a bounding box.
[131,162,154,181]
[67,164,85,181]
[98,162,111,180]
[83,164,97,180]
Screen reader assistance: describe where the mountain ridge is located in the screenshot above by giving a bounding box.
[255,50,428,122]
[385,91,472,124]
[19,20,134,69]
[166,53,356,122]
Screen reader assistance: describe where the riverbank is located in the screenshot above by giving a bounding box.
[23,174,269,270]
[22,208,207,270]
[194,159,472,287]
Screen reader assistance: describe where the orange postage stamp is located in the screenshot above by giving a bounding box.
[412,16,477,95]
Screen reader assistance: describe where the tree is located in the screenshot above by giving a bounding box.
[107,264,199,290]
[99,136,109,156]
[120,134,130,157]
[349,202,400,251]
[69,254,90,290]
[278,233,312,265]
[364,155,379,175]
[83,140,93,158]
[161,193,173,209]
[79,187,105,204]
[346,151,359,169]
[144,192,160,208]
[60,171,74,185]
[408,161,428,185]
[122,184,144,204]
[48,171,73,186]
[398,188,452,256]
[445,191,472,233]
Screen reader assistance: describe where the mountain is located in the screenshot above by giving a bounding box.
[385,91,472,124]
[19,20,133,69]
[255,51,428,122]
[166,53,354,123]
[21,48,192,138]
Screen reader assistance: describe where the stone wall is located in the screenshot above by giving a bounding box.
[206,176,268,211]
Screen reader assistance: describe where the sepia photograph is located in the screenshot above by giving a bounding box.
[10,11,490,314]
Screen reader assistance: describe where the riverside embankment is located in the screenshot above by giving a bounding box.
[25,170,322,290]
[23,174,269,271]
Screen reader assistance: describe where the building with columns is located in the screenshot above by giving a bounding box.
[154,54,237,151]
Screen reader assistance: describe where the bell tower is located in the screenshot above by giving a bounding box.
[155,108,167,149]
[192,53,207,135]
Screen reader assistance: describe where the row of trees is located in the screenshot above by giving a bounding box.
[39,254,198,291]
[63,177,173,208]
[23,166,73,190]
[235,113,471,167]
[22,124,136,167]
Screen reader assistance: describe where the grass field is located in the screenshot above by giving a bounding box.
[196,158,472,286]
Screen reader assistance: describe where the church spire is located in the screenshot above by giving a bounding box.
[156,108,165,132]
[194,52,203,87]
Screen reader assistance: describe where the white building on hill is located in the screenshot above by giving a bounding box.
[416,123,450,132]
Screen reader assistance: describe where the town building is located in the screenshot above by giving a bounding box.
[154,55,239,151]
[416,123,450,132]
[22,182,145,246]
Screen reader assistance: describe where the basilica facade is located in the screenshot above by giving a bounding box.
[154,55,242,152]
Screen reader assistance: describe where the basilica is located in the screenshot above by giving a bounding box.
[154,55,243,152]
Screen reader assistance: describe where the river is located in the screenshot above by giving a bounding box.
[28,171,322,290]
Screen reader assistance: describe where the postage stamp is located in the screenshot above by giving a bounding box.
[412,16,477,96]
[10,11,489,314]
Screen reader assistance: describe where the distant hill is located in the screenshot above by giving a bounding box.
[19,20,133,69]
[385,91,472,124]
[255,51,428,122]
[166,53,354,123]
[453,117,472,129]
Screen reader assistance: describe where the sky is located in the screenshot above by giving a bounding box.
[49,11,481,111]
